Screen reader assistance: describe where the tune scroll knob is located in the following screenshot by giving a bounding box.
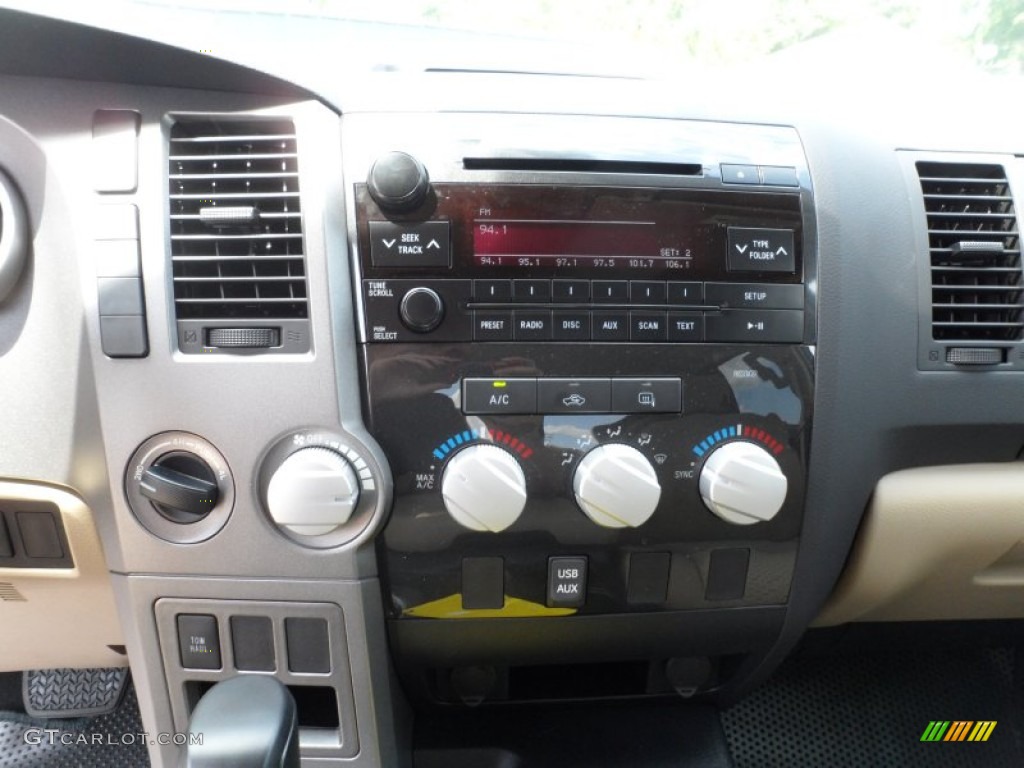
[266,446,360,536]
[441,445,527,533]
[699,441,788,525]
[399,287,445,333]
[573,444,661,529]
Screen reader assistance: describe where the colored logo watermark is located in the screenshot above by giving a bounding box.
[920,721,996,742]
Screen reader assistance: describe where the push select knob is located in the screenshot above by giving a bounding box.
[699,441,788,525]
[441,445,527,532]
[399,287,444,333]
[266,447,360,536]
[573,444,661,529]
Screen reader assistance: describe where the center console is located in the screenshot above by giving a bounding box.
[345,115,817,704]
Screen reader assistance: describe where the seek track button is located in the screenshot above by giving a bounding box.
[369,220,450,268]
[547,556,587,608]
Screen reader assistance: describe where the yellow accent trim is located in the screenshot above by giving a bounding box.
[492,381,507,388]
[403,594,576,619]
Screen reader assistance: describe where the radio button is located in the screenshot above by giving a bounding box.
[513,310,553,340]
[667,281,704,304]
[705,309,803,343]
[513,280,551,303]
[474,279,512,302]
[727,227,796,273]
[705,282,804,310]
[474,311,513,341]
[630,281,666,305]
[611,378,682,413]
[592,280,628,303]
[463,378,537,415]
[630,311,668,342]
[552,280,590,303]
[667,312,704,342]
[552,310,590,341]
[538,378,611,414]
[592,311,629,341]
[369,220,450,268]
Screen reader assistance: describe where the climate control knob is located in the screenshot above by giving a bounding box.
[266,447,360,536]
[441,445,527,532]
[573,444,661,528]
[699,441,787,525]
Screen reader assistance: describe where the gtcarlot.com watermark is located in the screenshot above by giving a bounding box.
[24,728,202,747]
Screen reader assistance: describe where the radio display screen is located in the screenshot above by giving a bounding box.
[358,183,803,281]
[473,221,673,270]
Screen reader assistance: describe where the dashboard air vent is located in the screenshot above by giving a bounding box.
[168,117,309,353]
[917,161,1022,342]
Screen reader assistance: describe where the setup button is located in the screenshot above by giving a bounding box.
[463,378,537,415]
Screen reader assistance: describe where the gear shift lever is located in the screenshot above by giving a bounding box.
[184,676,299,768]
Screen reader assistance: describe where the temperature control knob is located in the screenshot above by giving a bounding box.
[267,447,360,536]
[441,445,527,532]
[699,441,787,525]
[573,444,661,528]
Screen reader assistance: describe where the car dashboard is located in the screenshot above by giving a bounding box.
[0,7,1023,767]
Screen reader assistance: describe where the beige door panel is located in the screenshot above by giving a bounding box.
[0,480,126,671]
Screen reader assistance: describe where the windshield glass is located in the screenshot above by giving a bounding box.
[3,0,1019,81]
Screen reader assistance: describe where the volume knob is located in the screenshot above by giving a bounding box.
[441,445,527,532]
[573,444,661,528]
[367,151,430,213]
[699,442,787,525]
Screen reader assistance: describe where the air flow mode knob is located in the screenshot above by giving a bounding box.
[573,444,661,528]
[699,441,788,525]
[441,445,527,532]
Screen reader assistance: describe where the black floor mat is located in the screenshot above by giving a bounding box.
[0,683,150,768]
[721,645,1024,768]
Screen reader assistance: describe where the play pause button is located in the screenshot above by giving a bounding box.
[547,556,587,608]
[705,310,804,343]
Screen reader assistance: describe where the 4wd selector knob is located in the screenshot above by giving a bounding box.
[699,441,787,525]
[441,445,527,532]
[573,444,661,528]
[267,447,360,536]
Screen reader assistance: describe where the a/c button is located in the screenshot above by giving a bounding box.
[462,378,537,414]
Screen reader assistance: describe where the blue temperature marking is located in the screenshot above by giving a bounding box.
[470,429,479,440]
[693,446,705,457]
[700,439,710,452]
[454,433,464,446]
[446,438,456,450]
[433,449,445,460]
[727,426,737,438]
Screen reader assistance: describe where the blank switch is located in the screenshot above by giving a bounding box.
[230,616,276,672]
[16,512,63,559]
[285,617,331,674]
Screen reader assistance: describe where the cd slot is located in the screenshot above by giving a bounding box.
[462,157,703,176]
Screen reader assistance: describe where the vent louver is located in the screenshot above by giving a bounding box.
[168,117,309,353]
[917,161,1022,342]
